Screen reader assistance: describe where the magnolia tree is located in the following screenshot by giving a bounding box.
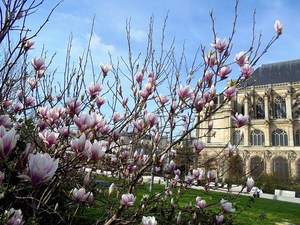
[0,0,282,224]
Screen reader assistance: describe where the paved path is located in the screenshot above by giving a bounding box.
[142,176,300,204]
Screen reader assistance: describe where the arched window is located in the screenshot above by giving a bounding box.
[250,156,264,177]
[232,130,244,146]
[250,130,265,146]
[295,130,300,146]
[274,96,286,118]
[294,108,300,118]
[256,98,265,119]
[272,129,288,146]
[273,157,289,179]
[228,155,244,180]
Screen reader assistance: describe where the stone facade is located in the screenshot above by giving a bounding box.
[194,59,300,179]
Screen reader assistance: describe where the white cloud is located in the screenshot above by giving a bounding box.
[130,28,148,43]
[89,33,116,54]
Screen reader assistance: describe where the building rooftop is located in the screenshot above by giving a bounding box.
[241,59,300,87]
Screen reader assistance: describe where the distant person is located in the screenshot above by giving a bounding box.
[253,187,260,198]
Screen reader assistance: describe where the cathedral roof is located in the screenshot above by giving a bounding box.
[242,59,300,87]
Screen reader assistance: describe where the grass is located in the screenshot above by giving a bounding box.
[77,182,300,225]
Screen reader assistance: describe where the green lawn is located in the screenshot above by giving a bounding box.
[177,187,300,225]
[136,185,300,225]
[77,183,300,225]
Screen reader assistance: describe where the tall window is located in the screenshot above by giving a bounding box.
[294,108,300,118]
[232,130,244,146]
[273,157,289,179]
[250,156,264,177]
[272,129,288,146]
[255,98,265,119]
[250,130,265,146]
[274,96,286,118]
[295,130,300,146]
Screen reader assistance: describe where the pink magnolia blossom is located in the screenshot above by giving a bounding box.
[6,208,24,225]
[144,112,158,127]
[164,160,176,174]
[203,91,211,103]
[211,38,228,53]
[221,198,235,213]
[139,82,154,101]
[17,90,23,101]
[88,82,103,97]
[37,106,49,118]
[197,77,203,88]
[218,66,232,79]
[95,96,106,108]
[28,78,38,90]
[86,192,94,206]
[23,39,35,51]
[60,126,74,138]
[99,124,111,135]
[193,95,205,112]
[207,170,214,182]
[246,177,255,192]
[74,112,95,132]
[204,70,214,85]
[13,103,23,112]
[66,98,81,116]
[178,85,193,100]
[46,107,62,124]
[227,143,235,156]
[241,64,254,79]
[274,20,283,35]
[235,51,248,66]
[156,94,169,106]
[196,196,206,209]
[224,86,237,98]
[112,112,122,124]
[24,96,35,107]
[89,140,106,161]
[133,119,144,133]
[100,63,111,77]
[210,85,216,99]
[193,169,204,181]
[165,189,172,197]
[159,153,166,163]
[205,51,218,68]
[0,115,13,128]
[37,69,45,78]
[216,214,225,225]
[142,216,157,225]
[231,112,249,127]
[38,131,59,147]
[31,57,46,71]
[0,126,18,159]
[72,187,90,203]
[2,99,13,109]
[71,134,90,156]
[37,119,48,131]
[135,72,144,83]
[121,193,136,207]
[122,98,128,107]
[108,183,116,196]
[19,152,59,185]
[193,140,206,154]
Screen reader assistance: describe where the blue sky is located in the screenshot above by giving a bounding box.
[27,0,300,69]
